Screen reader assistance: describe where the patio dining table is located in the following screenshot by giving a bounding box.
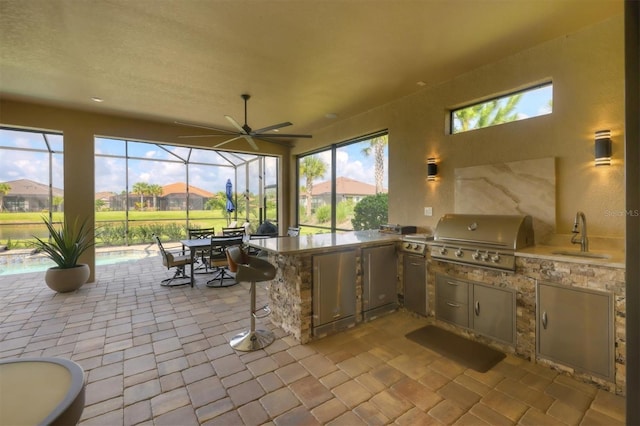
[180,235,244,287]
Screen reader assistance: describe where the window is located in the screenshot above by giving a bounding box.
[451,83,553,134]
[94,138,279,246]
[297,132,388,234]
[0,127,64,246]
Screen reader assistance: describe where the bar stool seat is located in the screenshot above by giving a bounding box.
[226,246,276,351]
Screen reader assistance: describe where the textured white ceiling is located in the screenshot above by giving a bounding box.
[0,0,622,138]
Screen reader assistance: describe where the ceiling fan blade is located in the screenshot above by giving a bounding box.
[225,115,247,134]
[243,135,259,151]
[259,133,313,138]
[253,136,294,147]
[174,120,237,134]
[213,135,244,148]
[178,134,237,138]
[253,122,292,134]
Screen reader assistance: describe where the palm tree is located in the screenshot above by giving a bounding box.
[300,156,327,218]
[148,184,163,210]
[132,182,149,209]
[52,195,64,212]
[453,94,523,132]
[361,135,387,194]
[0,183,10,212]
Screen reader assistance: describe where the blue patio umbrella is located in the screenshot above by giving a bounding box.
[225,179,235,224]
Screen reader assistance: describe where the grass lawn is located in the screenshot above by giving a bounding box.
[0,210,236,223]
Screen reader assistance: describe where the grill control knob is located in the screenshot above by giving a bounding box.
[455,249,464,258]
[439,247,448,255]
[472,251,480,260]
[481,252,490,261]
[491,254,501,263]
[405,243,412,250]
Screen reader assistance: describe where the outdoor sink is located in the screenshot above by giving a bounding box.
[551,250,611,259]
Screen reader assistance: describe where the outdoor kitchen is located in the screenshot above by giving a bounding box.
[247,154,627,398]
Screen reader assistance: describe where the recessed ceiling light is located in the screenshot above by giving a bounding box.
[91,97,104,103]
[325,113,338,119]
[416,81,427,87]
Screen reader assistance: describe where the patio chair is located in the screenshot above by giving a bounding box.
[247,234,271,257]
[287,226,301,237]
[188,227,215,272]
[152,234,193,287]
[222,226,246,237]
[206,235,244,287]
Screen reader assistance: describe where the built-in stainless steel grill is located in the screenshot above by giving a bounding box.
[430,214,535,271]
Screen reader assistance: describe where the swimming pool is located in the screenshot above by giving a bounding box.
[0,248,158,276]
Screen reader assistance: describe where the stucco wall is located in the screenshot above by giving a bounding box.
[293,16,625,241]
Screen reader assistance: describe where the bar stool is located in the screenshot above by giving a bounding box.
[226,246,276,351]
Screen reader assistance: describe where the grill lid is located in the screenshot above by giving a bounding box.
[433,214,534,250]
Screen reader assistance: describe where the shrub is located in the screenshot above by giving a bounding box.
[351,193,388,230]
[315,205,331,223]
[336,200,354,223]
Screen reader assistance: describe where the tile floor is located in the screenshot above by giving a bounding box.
[0,256,626,425]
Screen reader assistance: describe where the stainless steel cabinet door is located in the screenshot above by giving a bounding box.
[363,245,397,312]
[472,284,515,344]
[312,250,356,328]
[403,255,427,316]
[537,282,613,380]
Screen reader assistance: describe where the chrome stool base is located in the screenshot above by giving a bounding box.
[230,329,275,351]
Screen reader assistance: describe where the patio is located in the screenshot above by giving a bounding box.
[0,257,626,425]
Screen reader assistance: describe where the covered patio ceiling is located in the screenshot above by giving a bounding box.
[0,0,622,141]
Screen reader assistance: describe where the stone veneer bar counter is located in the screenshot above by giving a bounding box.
[246,230,401,343]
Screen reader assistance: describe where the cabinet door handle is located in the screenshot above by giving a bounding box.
[446,302,461,308]
[542,311,548,329]
[474,301,480,316]
[446,281,458,286]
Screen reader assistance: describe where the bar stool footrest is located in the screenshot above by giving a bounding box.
[253,305,271,319]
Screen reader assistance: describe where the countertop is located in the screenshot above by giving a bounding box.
[246,230,401,255]
[245,230,626,269]
[516,245,625,269]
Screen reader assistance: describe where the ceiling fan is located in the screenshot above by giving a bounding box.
[176,94,312,151]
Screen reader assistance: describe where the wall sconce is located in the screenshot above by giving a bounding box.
[427,158,438,181]
[594,129,612,166]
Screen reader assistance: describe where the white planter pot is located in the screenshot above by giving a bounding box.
[44,264,90,293]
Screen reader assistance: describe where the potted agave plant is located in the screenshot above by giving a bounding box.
[32,216,94,293]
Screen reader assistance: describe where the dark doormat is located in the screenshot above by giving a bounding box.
[405,325,505,373]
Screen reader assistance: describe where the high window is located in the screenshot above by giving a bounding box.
[297,132,388,234]
[451,83,553,134]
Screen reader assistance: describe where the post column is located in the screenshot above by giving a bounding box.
[63,127,96,282]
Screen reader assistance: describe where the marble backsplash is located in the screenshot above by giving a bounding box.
[455,157,555,243]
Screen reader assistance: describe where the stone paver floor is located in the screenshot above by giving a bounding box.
[0,256,626,425]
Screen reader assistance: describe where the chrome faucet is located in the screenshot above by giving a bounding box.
[571,211,589,252]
